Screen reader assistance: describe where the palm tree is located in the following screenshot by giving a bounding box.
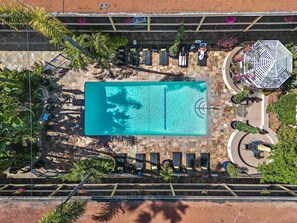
[61,158,115,183]
[60,32,128,70]
[0,1,71,45]
[40,200,87,223]
[160,162,175,182]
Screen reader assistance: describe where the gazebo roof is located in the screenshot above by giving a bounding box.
[244,40,293,89]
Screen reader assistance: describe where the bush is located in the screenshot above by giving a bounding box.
[232,88,250,104]
[257,140,297,185]
[277,125,297,142]
[169,24,184,56]
[272,93,297,125]
[235,121,260,134]
[226,163,240,178]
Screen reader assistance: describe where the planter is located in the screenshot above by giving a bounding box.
[168,52,178,59]
[222,161,231,170]
[230,121,237,129]
[161,159,172,167]
[230,95,237,104]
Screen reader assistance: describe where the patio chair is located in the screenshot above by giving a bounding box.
[136,153,146,171]
[172,152,182,173]
[31,168,58,178]
[178,46,188,68]
[159,48,168,66]
[129,48,140,66]
[115,153,127,173]
[200,153,210,171]
[150,152,160,174]
[117,48,126,65]
[186,153,196,175]
[44,53,70,74]
[142,48,152,65]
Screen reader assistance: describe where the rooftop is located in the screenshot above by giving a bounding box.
[16,0,297,14]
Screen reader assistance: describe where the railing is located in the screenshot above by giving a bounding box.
[0,183,296,201]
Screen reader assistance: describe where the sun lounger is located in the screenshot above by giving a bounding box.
[129,48,140,66]
[198,43,207,66]
[178,47,188,68]
[142,48,152,65]
[186,153,196,175]
[200,153,210,171]
[150,152,160,174]
[44,53,70,74]
[115,153,127,173]
[136,153,146,171]
[198,50,207,66]
[172,152,182,173]
[159,48,168,66]
[117,48,126,65]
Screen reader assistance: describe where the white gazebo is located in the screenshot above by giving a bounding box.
[244,40,293,89]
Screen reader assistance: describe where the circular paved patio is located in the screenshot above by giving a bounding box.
[228,130,273,175]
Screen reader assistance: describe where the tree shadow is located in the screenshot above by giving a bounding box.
[92,201,127,222]
[133,201,189,223]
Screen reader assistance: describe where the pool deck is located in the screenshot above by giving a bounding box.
[0,49,235,171]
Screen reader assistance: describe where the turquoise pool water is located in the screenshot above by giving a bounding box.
[84,81,208,136]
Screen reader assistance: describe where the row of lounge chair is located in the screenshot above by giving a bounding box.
[117,47,207,67]
[115,152,210,176]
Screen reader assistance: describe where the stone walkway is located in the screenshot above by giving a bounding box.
[0,50,235,172]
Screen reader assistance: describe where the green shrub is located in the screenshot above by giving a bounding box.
[235,121,260,134]
[257,140,297,185]
[160,162,174,182]
[226,163,240,178]
[273,93,297,125]
[169,24,185,56]
[169,41,180,56]
[232,88,250,104]
[277,125,297,142]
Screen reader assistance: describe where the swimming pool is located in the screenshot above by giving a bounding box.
[84,81,208,136]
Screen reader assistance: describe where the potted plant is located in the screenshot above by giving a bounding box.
[168,24,185,58]
[222,161,240,177]
[231,121,260,134]
[169,41,180,58]
[226,163,240,178]
[160,162,174,182]
[245,62,253,70]
[230,62,241,74]
[231,87,250,104]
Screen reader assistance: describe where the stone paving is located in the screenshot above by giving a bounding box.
[41,50,235,171]
[0,49,235,172]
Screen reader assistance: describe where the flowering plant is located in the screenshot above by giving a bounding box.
[78,189,87,194]
[77,18,86,26]
[15,187,25,194]
[284,16,294,22]
[225,16,236,24]
[217,37,239,50]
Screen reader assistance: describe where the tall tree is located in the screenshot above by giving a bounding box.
[257,140,297,184]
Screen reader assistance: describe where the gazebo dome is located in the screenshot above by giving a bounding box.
[244,40,293,89]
